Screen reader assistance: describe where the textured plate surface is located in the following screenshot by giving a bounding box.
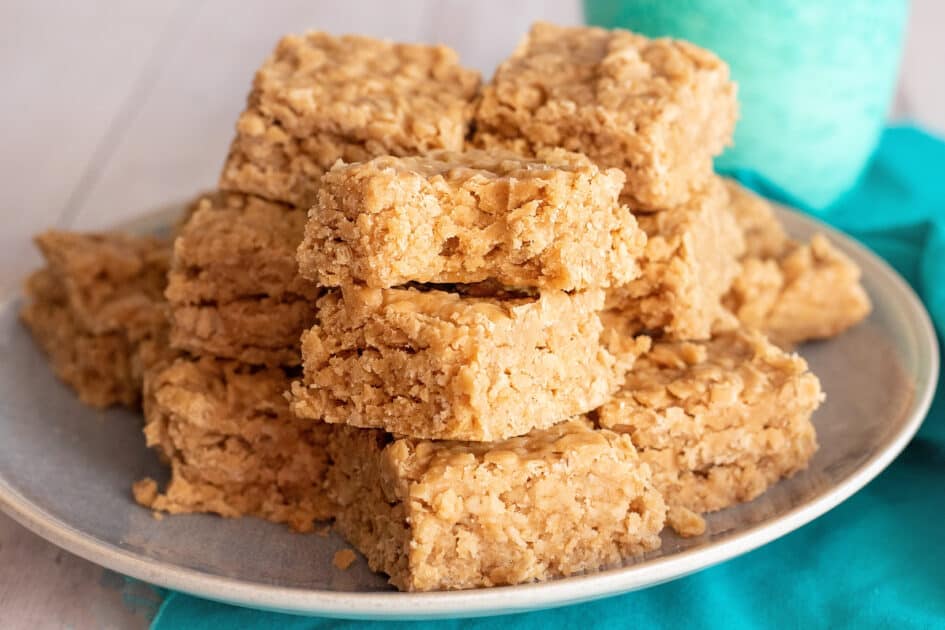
[0,206,938,620]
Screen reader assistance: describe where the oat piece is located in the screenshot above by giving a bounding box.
[167,192,320,366]
[473,22,737,210]
[135,356,335,532]
[605,178,744,340]
[597,328,822,515]
[333,549,357,570]
[219,31,480,208]
[21,231,171,407]
[328,419,666,591]
[298,149,646,290]
[721,181,871,346]
[666,505,706,538]
[290,285,648,441]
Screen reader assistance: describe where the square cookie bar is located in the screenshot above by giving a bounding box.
[21,231,170,407]
[327,419,666,591]
[597,328,822,521]
[219,31,480,208]
[167,192,320,366]
[290,285,648,441]
[604,177,744,340]
[133,356,336,532]
[721,180,871,347]
[297,149,646,290]
[473,22,737,209]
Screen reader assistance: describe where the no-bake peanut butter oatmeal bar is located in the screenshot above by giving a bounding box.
[297,149,646,290]
[597,328,822,522]
[20,21,878,594]
[605,177,744,340]
[290,285,649,441]
[21,231,171,407]
[721,180,871,347]
[328,419,666,591]
[219,31,480,208]
[167,192,320,366]
[473,22,737,210]
[133,356,336,532]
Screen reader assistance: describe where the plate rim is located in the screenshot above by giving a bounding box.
[0,206,939,620]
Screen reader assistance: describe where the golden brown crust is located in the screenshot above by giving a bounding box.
[473,22,737,209]
[220,31,480,207]
[297,149,646,290]
[328,419,666,591]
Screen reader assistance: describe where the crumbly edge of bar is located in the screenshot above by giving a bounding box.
[168,296,316,367]
[133,468,330,533]
[21,229,173,409]
[724,234,871,347]
[604,179,744,339]
[722,177,790,259]
[639,414,817,515]
[134,357,335,531]
[596,329,822,515]
[327,420,666,591]
[33,230,170,339]
[21,269,140,408]
[167,191,318,303]
[219,129,389,209]
[290,288,640,441]
[325,427,413,586]
[297,148,645,289]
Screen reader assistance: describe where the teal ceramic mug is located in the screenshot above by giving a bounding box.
[585,0,908,209]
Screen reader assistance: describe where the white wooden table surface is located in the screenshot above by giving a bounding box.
[1,2,942,628]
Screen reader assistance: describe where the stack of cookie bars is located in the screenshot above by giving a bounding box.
[21,23,871,591]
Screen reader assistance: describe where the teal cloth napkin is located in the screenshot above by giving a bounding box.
[151,126,945,629]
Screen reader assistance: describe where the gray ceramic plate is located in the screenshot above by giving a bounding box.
[0,206,938,620]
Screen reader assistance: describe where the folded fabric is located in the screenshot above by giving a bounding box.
[150,126,945,630]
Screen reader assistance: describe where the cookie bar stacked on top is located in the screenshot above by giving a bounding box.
[21,22,872,593]
[288,147,669,590]
[290,149,650,439]
[474,21,738,211]
[133,33,483,533]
